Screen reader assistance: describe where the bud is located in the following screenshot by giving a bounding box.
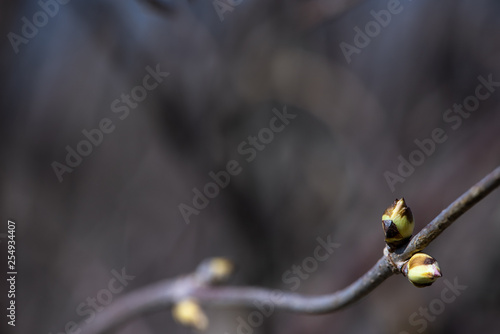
[402,253,442,287]
[382,198,414,251]
[196,257,234,284]
[172,298,209,330]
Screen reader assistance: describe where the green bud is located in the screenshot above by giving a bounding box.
[382,198,415,251]
[402,253,442,288]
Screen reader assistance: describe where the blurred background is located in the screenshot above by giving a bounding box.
[1,0,500,333]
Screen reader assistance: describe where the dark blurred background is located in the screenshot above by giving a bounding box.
[1,0,500,333]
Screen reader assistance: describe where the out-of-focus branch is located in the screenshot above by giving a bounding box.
[81,165,500,334]
[298,0,368,30]
[140,0,177,15]
[137,0,368,29]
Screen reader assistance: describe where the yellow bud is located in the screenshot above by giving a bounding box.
[196,257,234,284]
[402,253,442,288]
[208,258,233,281]
[382,198,415,251]
[172,298,208,330]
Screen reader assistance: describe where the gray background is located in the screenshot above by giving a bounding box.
[1,0,500,333]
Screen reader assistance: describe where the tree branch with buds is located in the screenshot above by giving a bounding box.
[80,165,500,334]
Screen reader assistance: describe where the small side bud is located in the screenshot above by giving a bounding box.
[382,198,415,251]
[196,257,234,284]
[172,298,209,330]
[402,253,442,288]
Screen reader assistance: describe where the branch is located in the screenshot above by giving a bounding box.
[80,165,500,334]
[394,165,500,262]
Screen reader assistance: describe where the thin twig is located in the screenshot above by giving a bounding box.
[81,165,500,334]
[394,165,500,262]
